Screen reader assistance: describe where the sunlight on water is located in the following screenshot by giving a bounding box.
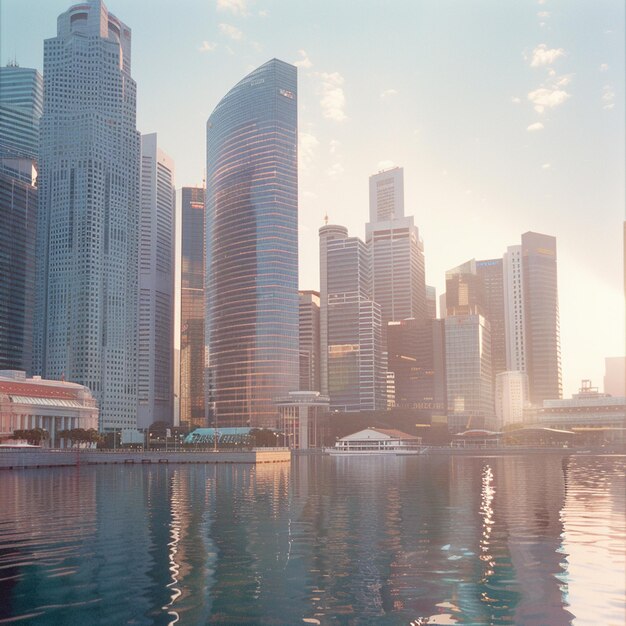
[0,455,623,625]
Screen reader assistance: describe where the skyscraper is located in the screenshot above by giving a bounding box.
[205,59,298,428]
[366,167,426,327]
[0,65,42,372]
[0,65,43,160]
[322,229,386,412]
[137,133,175,429]
[503,232,561,405]
[445,259,485,317]
[476,258,506,378]
[180,186,206,429]
[299,290,321,392]
[34,1,140,431]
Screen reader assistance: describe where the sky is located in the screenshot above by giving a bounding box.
[2,0,624,397]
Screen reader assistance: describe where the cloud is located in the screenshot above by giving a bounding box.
[329,139,341,155]
[530,44,565,67]
[198,41,218,52]
[600,63,609,72]
[527,87,570,113]
[542,163,551,169]
[511,96,521,104]
[527,122,544,131]
[380,88,398,100]
[217,0,249,16]
[602,85,615,110]
[327,162,344,179]
[219,23,243,40]
[299,131,319,171]
[258,9,269,17]
[294,49,313,69]
[553,74,573,88]
[537,11,550,17]
[316,72,347,121]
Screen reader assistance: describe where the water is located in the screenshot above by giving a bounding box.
[0,454,624,625]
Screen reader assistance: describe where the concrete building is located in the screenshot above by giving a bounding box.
[137,134,175,429]
[34,1,140,432]
[426,285,437,319]
[277,391,329,449]
[495,370,528,429]
[180,187,205,429]
[0,370,98,444]
[205,59,299,428]
[538,380,625,443]
[445,259,484,317]
[504,233,561,405]
[299,290,321,392]
[366,167,426,328]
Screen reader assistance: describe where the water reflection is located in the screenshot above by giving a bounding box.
[0,455,623,625]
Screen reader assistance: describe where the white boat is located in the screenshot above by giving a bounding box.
[326,427,427,456]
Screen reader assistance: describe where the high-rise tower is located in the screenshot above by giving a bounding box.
[205,59,298,428]
[503,232,561,405]
[180,186,206,428]
[0,65,42,372]
[366,167,426,327]
[34,1,140,431]
[137,133,175,429]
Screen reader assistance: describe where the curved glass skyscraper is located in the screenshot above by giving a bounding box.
[206,59,298,428]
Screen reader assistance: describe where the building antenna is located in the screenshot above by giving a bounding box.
[323,212,329,225]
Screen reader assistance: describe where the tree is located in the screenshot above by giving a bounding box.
[12,428,49,446]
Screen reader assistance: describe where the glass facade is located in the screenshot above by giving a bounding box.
[206,59,298,428]
[180,186,206,428]
[476,258,506,378]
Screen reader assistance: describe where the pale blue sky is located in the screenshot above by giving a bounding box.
[2,0,624,396]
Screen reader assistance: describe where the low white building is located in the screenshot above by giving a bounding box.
[0,370,99,444]
[277,391,329,449]
[330,427,423,454]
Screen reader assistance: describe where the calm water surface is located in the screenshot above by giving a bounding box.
[0,454,624,625]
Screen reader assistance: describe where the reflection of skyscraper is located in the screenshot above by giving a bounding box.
[180,187,206,428]
[34,1,140,430]
[366,167,426,327]
[206,59,298,428]
[138,134,175,428]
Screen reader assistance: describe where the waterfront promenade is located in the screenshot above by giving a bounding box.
[0,447,290,470]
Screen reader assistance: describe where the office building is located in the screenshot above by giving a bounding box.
[319,223,349,396]
[445,314,493,432]
[0,159,38,372]
[0,65,43,160]
[387,318,446,413]
[299,291,321,392]
[503,232,561,405]
[322,229,386,412]
[476,258,506,377]
[34,1,140,431]
[445,259,484,317]
[205,59,298,428]
[137,134,175,429]
[366,167,426,327]
[180,186,206,429]
[426,285,437,319]
[495,370,528,429]
[0,65,42,373]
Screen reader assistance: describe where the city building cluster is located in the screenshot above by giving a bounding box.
[0,0,623,446]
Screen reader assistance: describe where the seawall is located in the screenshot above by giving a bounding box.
[0,448,291,470]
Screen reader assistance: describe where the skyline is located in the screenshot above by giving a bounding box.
[2,0,624,397]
